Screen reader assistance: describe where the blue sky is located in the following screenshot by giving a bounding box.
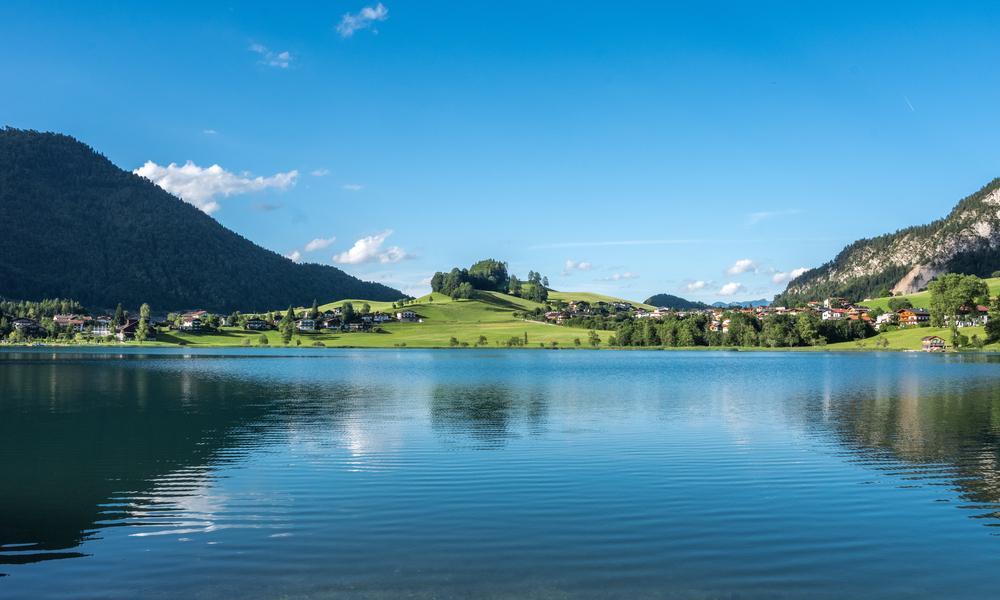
[3,1,1000,301]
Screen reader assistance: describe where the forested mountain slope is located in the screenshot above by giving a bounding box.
[776,178,1000,304]
[0,128,402,311]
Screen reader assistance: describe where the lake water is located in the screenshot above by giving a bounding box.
[2,348,1000,598]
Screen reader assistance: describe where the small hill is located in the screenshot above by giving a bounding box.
[776,178,1000,304]
[0,128,402,311]
[548,291,655,310]
[644,293,710,310]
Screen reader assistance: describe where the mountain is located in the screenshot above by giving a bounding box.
[0,128,403,312]
[776,178,1000,305]
[710,299,771,308]
[644,293,710,310]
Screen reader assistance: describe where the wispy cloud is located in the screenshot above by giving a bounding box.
[332,230,408,265]
[746,209,802,226]
[599,272,638,281]
[304,237,337,252]
[202,129,218,135]
[337,3,389,37]
[134,160,298,214]
[286,250,302,263]
[725,258,758,276]
[684,280,707,292]
[310,169,329,177]
[771,267,808,284]
[342,183,364,191]
[249,43,292,68]
[904,95,916,113]
[561,259,593,276]
[718,282,746,296]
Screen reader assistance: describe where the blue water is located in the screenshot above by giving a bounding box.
[2,348,1000,598]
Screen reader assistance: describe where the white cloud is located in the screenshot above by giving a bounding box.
[337,3,389,37]
[746,209,802,226]
[286,250,302,263]
[342,183,364,191]
[202,129,218,135]
[310,169,330,177]
[332,230,408,265]
[304,237,336,252]
[133,160,298,214]
[718,282,746,296]
[599,272,638,281]
[772,267,808,284]
[725,258,758,275]
[561,259,593,275]
[249,43,292,68]
[684,280,707,292]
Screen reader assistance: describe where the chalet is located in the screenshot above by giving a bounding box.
[116,319,155,342]
[875,312,897,329]
[897,308,930,327]
[53,314,90,332]
[179,317,202,331]
[244,318,269,330]
[955,305,990,328]
[921,335,946,352]
[397,310,418,322]
[92,317,113,336]
[347,322,367,332]
[821,309,847,321]
[824,297,851,309]
[322,317,342,329]
[372,312,392,323]
[296,318,317,332]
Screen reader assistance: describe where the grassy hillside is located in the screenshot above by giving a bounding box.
[547,290,655,311]
[860,277,1000,311]
[826,325,995,351]
[163,291,611,348]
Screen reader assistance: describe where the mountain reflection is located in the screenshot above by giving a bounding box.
[808,364,1000,521]
[0,352,383,568]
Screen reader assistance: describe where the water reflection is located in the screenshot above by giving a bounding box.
[4,349,1000,598]
[430,383,548,447]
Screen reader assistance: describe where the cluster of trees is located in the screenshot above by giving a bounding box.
[430,259,550,302]
[611,312,873,348]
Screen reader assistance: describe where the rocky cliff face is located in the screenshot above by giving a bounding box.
[775,179,1000,304]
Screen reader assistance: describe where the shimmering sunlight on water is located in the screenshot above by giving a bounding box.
[2,348,1000,598]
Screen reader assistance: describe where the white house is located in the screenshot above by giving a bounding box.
[296,318,317,332]
[397,310,418,322]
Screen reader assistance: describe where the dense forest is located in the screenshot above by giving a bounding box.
[0,128,403,312]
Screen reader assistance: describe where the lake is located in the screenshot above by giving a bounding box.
[2,348,1000,598]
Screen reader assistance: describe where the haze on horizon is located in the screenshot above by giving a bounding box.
[3,1,1000,302]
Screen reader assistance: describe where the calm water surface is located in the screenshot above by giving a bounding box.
[2,348,1000,598]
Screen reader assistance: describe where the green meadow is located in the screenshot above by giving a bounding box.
[859,277,1000,311]
[158,291,616,349]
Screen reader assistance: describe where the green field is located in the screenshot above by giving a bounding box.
[547,290,656,311]
[860,277,1000,311]
[156,291,612,348]
[825,324,995,351]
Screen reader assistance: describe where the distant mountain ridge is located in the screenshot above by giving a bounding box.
[0,128,403,311]
[776,178,1000,305]
[644,293,710,310]
[711,299,771,308]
